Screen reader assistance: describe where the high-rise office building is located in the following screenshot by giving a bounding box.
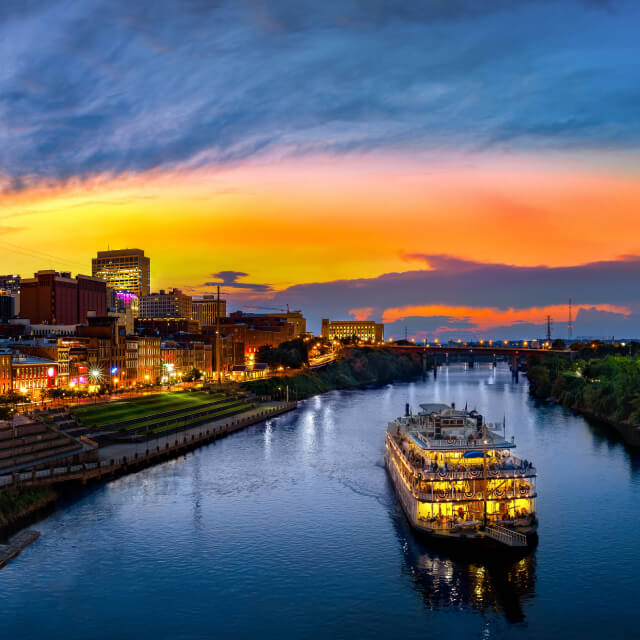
[140,289,192,319]
[92,249,150,297]
[191,296,227,326]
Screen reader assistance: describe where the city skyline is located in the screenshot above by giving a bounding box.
[2,1,640,338]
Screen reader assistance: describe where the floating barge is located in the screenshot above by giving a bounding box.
[385,403,538,549]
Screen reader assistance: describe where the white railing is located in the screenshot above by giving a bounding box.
[486,525,528,547]
[419,468,536,481]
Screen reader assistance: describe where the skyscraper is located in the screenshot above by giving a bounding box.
[92,249,150,297]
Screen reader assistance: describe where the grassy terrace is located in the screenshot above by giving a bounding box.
[71,392,224,428]
[150,403,251,434]
[118,399,245,432]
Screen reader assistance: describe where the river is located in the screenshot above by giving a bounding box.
[2,364,639,639]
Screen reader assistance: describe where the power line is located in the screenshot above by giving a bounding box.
[0,239,89,272]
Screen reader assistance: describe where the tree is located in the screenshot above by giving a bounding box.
[183,368,201,382]
[552,339,566,350]
[257,339,309,369]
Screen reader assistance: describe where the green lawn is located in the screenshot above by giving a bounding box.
[71,392,225,427]
[117,399,244,431]
[150,404,251,434]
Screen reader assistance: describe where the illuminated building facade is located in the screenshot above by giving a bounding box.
[115,291,139,317]
[12,342,71,389]
[10,353,58,396]
[0,274,20,295]
[0,351,11,394]
[191,296,226,326]
[321,318,384,342]
[136,336,162,383]
[140,289,192,320]
[160,341,213,379]
[92,249,150,297]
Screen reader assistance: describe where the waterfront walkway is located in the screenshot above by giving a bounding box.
[0,402,295,490]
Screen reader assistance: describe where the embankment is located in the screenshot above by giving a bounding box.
[0,488,56,538]
[243,347,429,399]
[527,354,640,446]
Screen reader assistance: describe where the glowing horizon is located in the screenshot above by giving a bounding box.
[3,1,640,338]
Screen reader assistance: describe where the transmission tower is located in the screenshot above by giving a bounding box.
[546,315,552,344]
[568,298,573,341]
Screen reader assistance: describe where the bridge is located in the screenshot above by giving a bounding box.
[386,344,570,357]
[383,344,572,379]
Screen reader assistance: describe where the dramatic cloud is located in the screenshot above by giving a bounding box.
[1,0,639,190]
[203,271,272,292]
[249,254,640,337]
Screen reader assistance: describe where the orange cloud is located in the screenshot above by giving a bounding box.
[2,152,640,296]
[382,304,631,331]
[349,307,375,320]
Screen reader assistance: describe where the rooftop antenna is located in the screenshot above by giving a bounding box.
[405,326,408,341]
[568,298,573,341]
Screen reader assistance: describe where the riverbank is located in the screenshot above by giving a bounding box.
[243,346,428,399]
[527,354,640,447]
[0,488,56,539]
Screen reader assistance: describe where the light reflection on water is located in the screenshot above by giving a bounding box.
[1,364,639,640]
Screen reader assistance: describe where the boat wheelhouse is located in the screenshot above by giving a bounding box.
[385,402,538,548]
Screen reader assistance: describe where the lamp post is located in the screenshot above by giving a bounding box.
[89,368,102,404]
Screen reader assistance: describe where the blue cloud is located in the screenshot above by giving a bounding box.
[1,0,639,189]
[252,254,640,336]
[204,271,272,292]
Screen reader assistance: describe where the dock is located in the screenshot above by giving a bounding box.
[0,530,40,569]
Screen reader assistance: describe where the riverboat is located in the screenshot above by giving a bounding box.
[385,402,538,549]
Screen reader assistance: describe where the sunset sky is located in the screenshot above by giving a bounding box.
[2,1,640,338]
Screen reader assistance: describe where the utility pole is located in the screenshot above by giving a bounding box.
[216,285,221,385]
[546,315,552,345]
[568,298,573,341]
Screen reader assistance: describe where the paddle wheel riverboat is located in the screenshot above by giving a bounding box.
[385,403,538,548]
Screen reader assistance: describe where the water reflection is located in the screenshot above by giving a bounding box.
[393,509,536,623]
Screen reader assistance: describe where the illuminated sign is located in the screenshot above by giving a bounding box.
[47,367,55,377]
[110,366,119,375]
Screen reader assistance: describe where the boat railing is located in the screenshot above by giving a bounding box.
[418,468,536,481]
[486,525,528,547]
[416,488,536,502]
[410,430,514,451]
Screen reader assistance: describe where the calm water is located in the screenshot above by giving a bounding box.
[3,365,640,639]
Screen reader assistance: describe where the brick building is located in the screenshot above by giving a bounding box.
[20,271,106,325]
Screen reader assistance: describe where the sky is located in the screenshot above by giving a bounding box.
[1,0,640,338]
